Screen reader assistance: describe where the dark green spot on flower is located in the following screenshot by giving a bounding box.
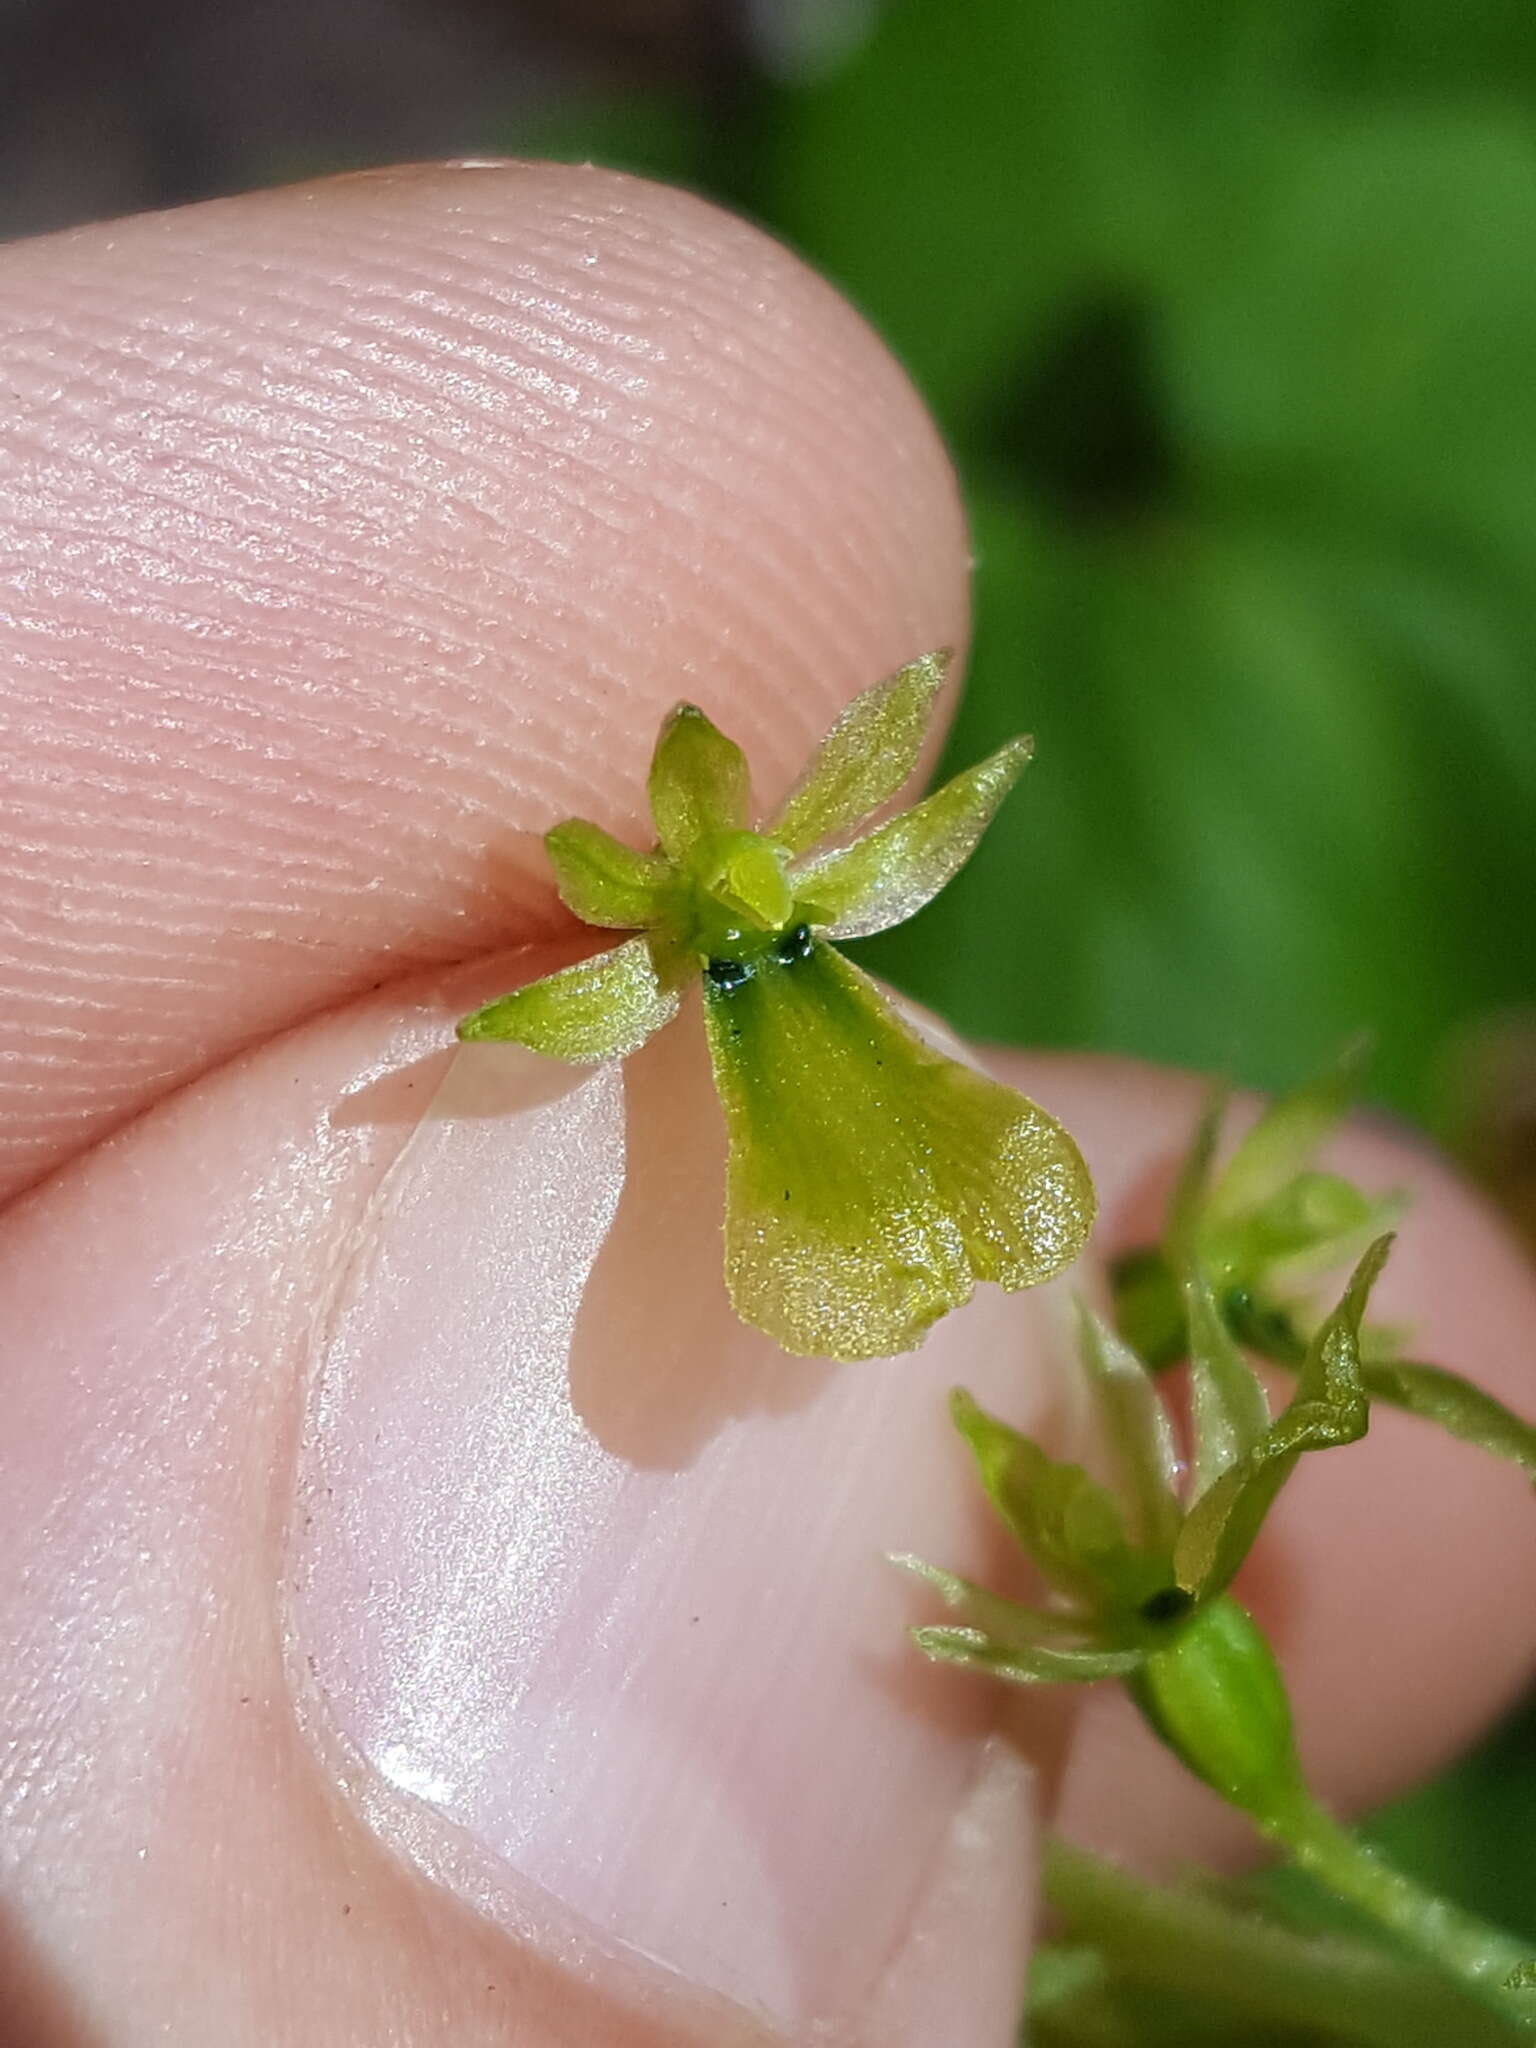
[1140,1586,1196,1625]
[771,922,815,966]
[705,957,753,992]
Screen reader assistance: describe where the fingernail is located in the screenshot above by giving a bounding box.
[289,1003,1055,2036]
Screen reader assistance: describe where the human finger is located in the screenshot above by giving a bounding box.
[0,159,967,1203]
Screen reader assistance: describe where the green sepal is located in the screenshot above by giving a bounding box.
[1074,1302,1184,1555]
[1227,1302,1536,1487]
[912,1625,1144,1686]
[544,818,672,929]
[456,935,680,1062]
[1208,1038,1372,1225]
[1184,1259,1270,1500]
[767,650,949,856]
[1130,1597,1307,1826]
[1362,1360,1536,1485]
[1174,1239,1387,1600]
[949,1387,1142,1610]
[892,1553,1107,1649]
[647,702,751,862]
[790,736,1033,940]
[700,939,1094,1359]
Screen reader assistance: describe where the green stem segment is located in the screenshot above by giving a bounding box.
[1041,1839,1520,2048]
[1274,1799,1536,2028]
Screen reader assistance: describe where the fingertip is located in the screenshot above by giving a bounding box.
[0,159,969,1199]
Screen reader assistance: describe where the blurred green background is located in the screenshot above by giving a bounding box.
[5,0,1533,2032]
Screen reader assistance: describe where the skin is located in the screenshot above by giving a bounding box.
[0,163,1533,2046]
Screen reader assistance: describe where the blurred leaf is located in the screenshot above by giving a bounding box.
[766,16,1536,1122]
[1362,1360,1536,1483]
[1212,1043,1372,1222]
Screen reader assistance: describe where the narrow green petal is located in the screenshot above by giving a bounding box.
[790,737,1033,940]
[1184,1259,1271,1499]
[949,1387,1138,1607]
[767,650,949,855]
[1165,1081,1231,1265]
[1209,1037,1372,1225]
[913,1625,1144,1684]
[545,818,672,929]
[456,935,679,1063]
[892,1554,1100,1648]
[1174,1240,1385,1599]
[647,702,751,861]
[1074,1302,1184,1553]
[700,940,1094,1360]
[1362,1361,1536,1484]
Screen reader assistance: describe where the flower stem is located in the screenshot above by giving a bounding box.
[1041,1839,1519,2047]
[1271,1797,1535,2030]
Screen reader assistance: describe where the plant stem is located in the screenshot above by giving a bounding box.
[1274,1798,1535,2030]
[1042,1839,1519,2047]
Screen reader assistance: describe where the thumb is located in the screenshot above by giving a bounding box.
[0,163,1047,2045]
[0,946,1048,2046]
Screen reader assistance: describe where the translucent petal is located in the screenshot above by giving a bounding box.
[545,818,672,929]
[911,1626,1143,1685]
[1074,1303,1184,1552]
[791,737,1033,940]
[456,936,679,1063]
[1184,1260,1270,1499]
[891,1554,1103,1649]
[1174,1239,1386,1599]
[701,940,1095,1360]
[1209,1038,1372,1224]
[950,1388,1139,1607]
[647,703,751,862]
[767,650,949,855]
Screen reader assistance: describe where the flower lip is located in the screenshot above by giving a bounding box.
[457,654,1095,1358]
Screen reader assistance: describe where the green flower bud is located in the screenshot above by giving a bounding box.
[1130,1597,1308,1827]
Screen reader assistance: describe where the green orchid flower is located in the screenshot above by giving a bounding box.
[1110,1048,1536,1481]
[457,653,1095,1361]
[899,1236,1390,1824]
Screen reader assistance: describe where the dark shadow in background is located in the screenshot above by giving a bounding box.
[0,0,750,243]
